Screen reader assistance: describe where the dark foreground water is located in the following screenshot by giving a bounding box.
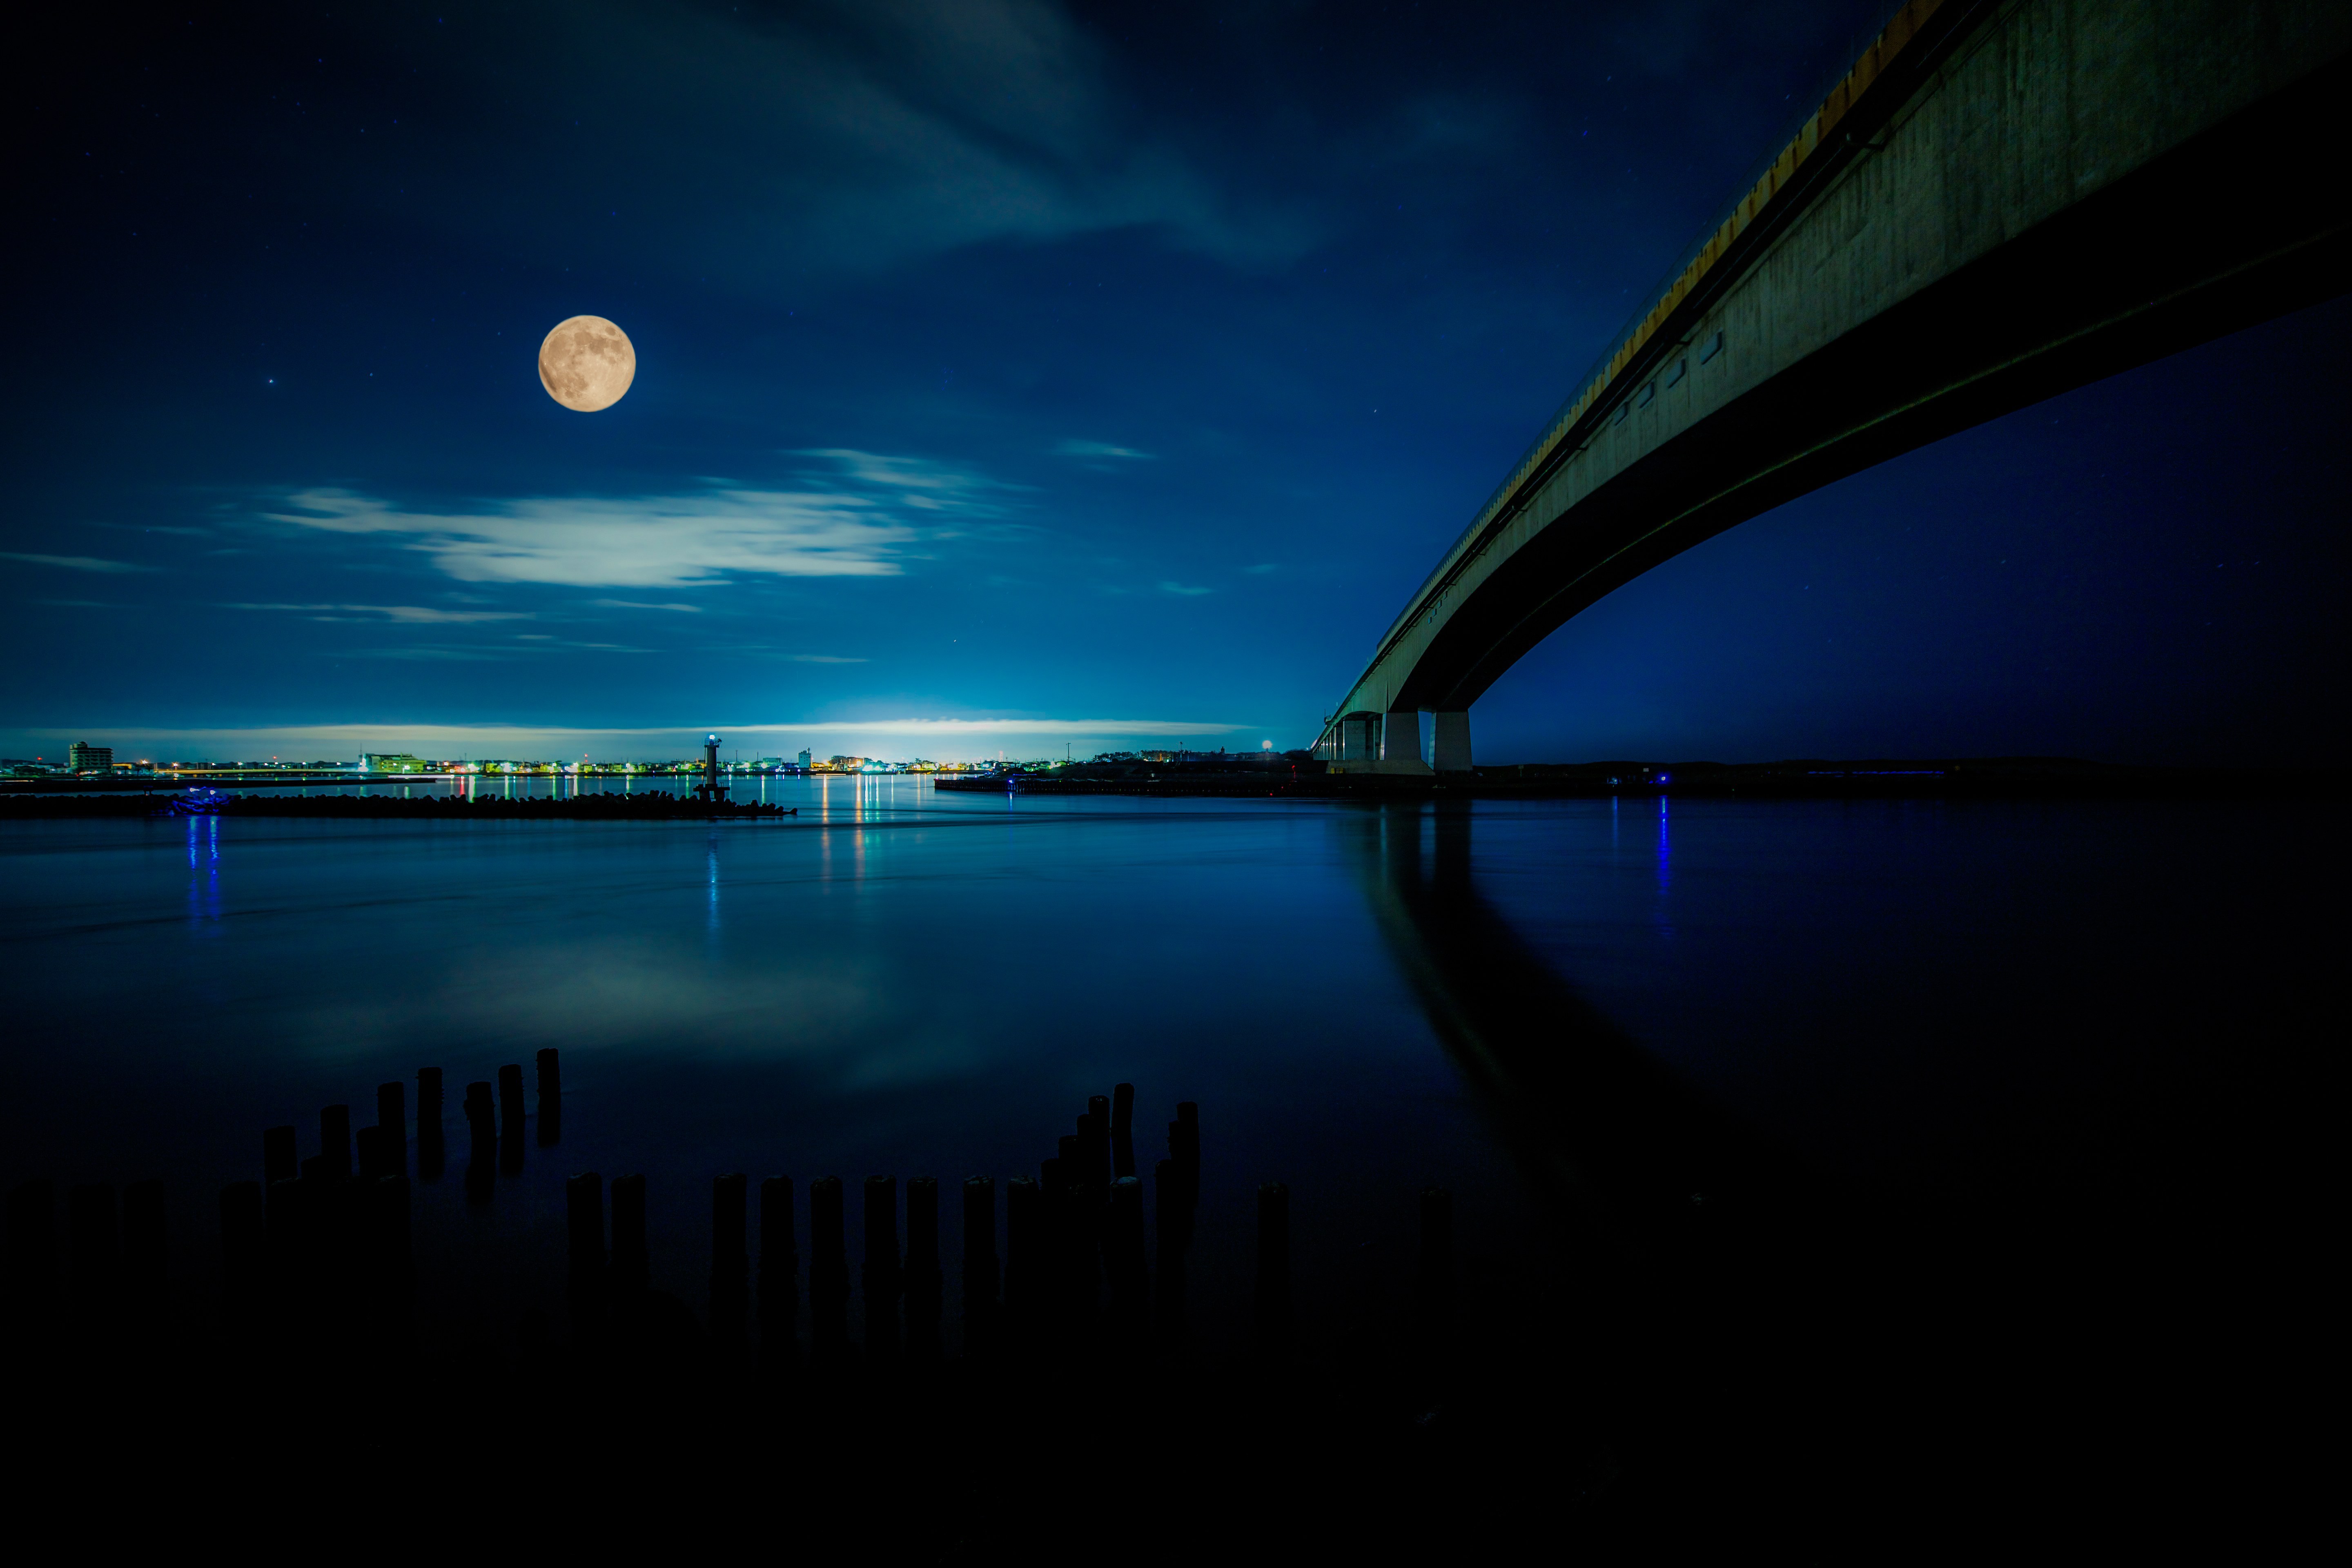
[0,781,2333,1534]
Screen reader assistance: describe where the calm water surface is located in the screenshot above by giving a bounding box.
[0,780,2330,1349]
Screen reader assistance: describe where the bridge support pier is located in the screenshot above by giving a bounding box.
[1383,710,1422,768]
[1430,711,1471,773]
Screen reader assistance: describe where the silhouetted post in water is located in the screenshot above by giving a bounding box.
[808,1177,849,1366]
[220,1181,264,1318]
[864,1175,901,1370]
[759,1177,796,1365]
[610,1174,649,1314]
[123,1180,166,1328]
[566,1173,605,1338]
[375,1082,405,1176]
[1040,1154,1080,1338]
[711,1174,748,1352]
[321,1105,352,1182]
[1064,1181,1102,1339]
[497,1065,526,1174]
[1004,1176,1040,1356]
[1256,1182,1291,1365]
[463,1082,495,1200]
[535,1049,561,1146]
[264,1177,300,1301]
[416,1069,445,1180]
[905,1177,942,1367]
[962,1177,998,1360]
[1154,1159,1188,1356]
[263,1126,298,1188]
[1112,1083,1137,1179]
[356,1125,388,1181]
[67,1184,118,1330]
[316,1176,357,1323]
[1087,1096,1112,1187]
[1107,1175,1146,1350]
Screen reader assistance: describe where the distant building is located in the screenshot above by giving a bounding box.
[67,742,113,773]
[361,753,430,774]
[797,750,813,769]
[829,756,867,771]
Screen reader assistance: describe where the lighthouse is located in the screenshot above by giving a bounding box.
[699,733,728,803]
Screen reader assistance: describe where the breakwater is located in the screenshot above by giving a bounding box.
[0,790,796,820]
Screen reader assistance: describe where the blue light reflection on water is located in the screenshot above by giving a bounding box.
[185,812,220,929]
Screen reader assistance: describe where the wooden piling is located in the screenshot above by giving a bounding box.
[321,1105,352,1181]
[1004,1175,1040,1344]
[371,1175,412,1295]
[1087,1096,1111,1187]
[711,1173,748,1350]
[808,1176,849,1362]
[356,1124,387,1181]
[962,1176,998,1356]
[1111,1082,1137,1179]
[1256,1181,1291,1363]
[610,1174,649,1298]
[905,1176,942,1366]
[1107,1174,1147,1345]
[264,1176,300,1289]
[375,1082,406,1176]
[263,1125,298,1188]
[759,1176,797,1362]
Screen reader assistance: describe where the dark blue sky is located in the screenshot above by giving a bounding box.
[7,1,2343,764]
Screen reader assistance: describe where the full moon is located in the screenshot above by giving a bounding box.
[537,315,636,412]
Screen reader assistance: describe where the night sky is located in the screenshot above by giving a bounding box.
[8,1,2344,766]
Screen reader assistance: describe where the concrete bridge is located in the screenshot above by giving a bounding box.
[1315,0,2351,771]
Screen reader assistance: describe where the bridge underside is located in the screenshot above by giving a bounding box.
[1318,3,2349,769]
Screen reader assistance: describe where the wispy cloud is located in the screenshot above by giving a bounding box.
[261,452,994,589]
[0,552,160,574]
[1241,562,1280,575]
[1054,439,1155,461]
[393,2,1319,279]
[591,599,705,613]
[1159,580,1214,596]
[230,603,537,624]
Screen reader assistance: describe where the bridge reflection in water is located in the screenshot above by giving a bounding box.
[1341,801,2287,1539]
